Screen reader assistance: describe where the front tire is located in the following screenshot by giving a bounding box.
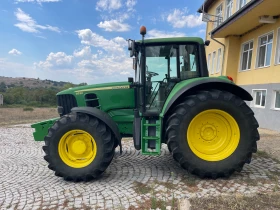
[43,112,115,182]
[166,90,259,179]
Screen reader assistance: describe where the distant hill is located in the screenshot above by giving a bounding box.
[0,76,74,89]
[0,76,87,107]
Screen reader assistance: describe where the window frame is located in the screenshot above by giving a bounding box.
[225,0,233,20]
[251,89,267,108]
[255,31,274,69]
[275,27,280,65]
[214,3,223,29]
[272,90,280,110]
[216,48,222,73]
[239,39,254,72]
[207,53,212,74]
[211,51,216,75]
[237,0,247,10]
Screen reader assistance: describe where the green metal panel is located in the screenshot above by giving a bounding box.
[31,118,59,141]
[57,82,135,112]
[136,37,205,45]
[108,109,134,135]
[160,76,232,117]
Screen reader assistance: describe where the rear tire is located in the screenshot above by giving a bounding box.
[43,112,115,182]
[166,90,259,179]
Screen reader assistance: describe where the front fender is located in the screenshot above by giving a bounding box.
[161,77,253,116]
[71,107,122,150]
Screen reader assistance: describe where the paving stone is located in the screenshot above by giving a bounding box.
[0,126,280,210]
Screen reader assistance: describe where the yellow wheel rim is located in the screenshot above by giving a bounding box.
[58,129,97,168]
[187,109,240,161]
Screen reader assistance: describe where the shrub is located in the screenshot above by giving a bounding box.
[23,107,34,111]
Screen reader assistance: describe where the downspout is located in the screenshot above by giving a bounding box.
[210,33,226,76]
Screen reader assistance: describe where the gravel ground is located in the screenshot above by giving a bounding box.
[258,128,280,160]
[0,125,279,210]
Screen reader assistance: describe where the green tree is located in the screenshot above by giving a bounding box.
[0,82,6,92]
[62,83,75,90]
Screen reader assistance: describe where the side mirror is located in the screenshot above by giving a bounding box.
[128,41,132,50]
[128,40,135,57]
[133,58,137,70]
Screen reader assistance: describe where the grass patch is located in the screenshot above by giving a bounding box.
[81,203,92,210]
[23,107,34,111]
[128,197,178,210]
[154,180,177,190]
[6,204,12,209]
[63,199,69,208]
[133,181,153,194]
[181,175,198,187]
[132,181,178,210]
[189,192,280,210]
[0,107,58,126]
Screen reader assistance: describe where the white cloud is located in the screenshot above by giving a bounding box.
[76,29,127,54]
[199,29,206,33]
[34,52,73,69]
[73,46,91,58]
[14,8,60,33]
[166,8,204,28]
[126,0,137,11]
[8,49,22,55]
[96,0,122,11]
[120,71,131,75]
[147,29,186,38]
[97,19,130,32]
[30,29,134,84]
[75,29,133,77]
[35,35,47,39]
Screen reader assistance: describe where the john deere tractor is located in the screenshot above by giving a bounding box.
[31,26,259,181]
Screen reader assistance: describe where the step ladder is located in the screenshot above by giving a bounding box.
[141,118,162,155]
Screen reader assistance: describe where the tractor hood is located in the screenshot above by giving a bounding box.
[57,81,131,95]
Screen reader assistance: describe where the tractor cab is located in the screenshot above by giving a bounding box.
[128,26,209,155]
[128,28,208,115]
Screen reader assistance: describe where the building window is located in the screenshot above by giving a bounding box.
[212,51,216,74]
[252,90,266,108]
[240,41,253,71]
[216,48,222,73]
[257,32,273,68]
[237,0,246,10]
[225,0,233,19]
[273,91,280,110]
[214,4,223,28]
[276,28,280,65]
[208,53,211,73]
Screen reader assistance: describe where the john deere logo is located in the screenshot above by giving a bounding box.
[112,85,130,89]
[75,85,130,95]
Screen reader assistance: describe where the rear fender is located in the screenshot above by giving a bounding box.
[161,77,253,116]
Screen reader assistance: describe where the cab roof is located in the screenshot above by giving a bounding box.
[136,37,204,45]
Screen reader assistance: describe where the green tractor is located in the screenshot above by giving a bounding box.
[31,26,259,181]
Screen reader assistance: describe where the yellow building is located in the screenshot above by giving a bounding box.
[198,0,280,131]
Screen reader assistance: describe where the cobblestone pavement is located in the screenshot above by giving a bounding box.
[0,125,280,210]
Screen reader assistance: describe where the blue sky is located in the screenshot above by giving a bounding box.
[0,0,206,84]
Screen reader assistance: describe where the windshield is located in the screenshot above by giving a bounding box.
[144,44,199,83]
[139,44,200,110]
